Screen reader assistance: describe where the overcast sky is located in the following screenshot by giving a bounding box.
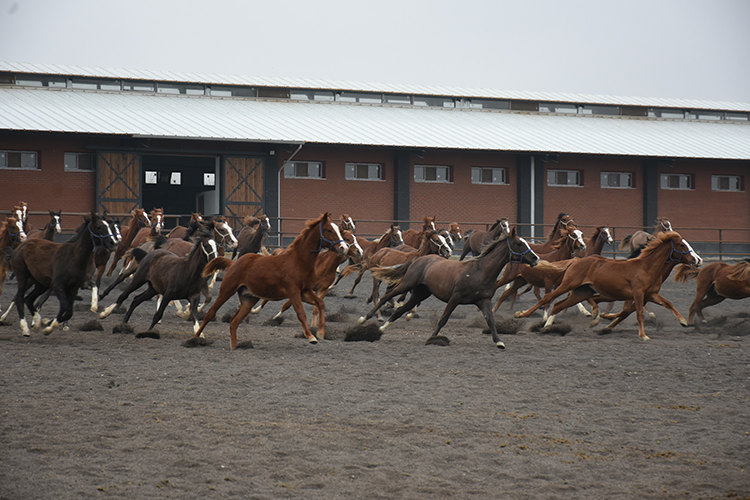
[1,0,748,103]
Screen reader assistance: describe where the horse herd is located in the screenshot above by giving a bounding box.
[1,203,748,350]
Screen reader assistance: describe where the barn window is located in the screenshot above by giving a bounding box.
[471,167,507,185]
[414,165,451,183]
[711,175,742,192]
[0,150,38,169]
[660,173,693,190]
[547,169,581,187]
[64,152,94,171]
[601,172,634,189]
[284,161,324,179]
[345,163,383,181]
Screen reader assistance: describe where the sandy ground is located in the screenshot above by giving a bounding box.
[1,258,749,500]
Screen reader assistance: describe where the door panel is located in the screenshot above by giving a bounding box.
[97,152,141,215]
[224,156,264,225]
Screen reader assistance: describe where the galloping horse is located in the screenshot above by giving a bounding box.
[359,228,540,348]
[459,218,509,260]
[107,208,151,276]
[575,226,614,258]
[88,216,123,312]
[620,217,672,258]
[674,260,750,324]
[402,216,436,248]
[514,231,702,340]
[0,217,27,308]
[26,210,62,241]
[13,202,29,233]
[234,214,271,259]
[167,212,204,240]
[10,213,119,336]
[528,213,577,254]
[100,229,218,334]
[190,213,349,349]
[335,223,404,295]
[340,214,356,233]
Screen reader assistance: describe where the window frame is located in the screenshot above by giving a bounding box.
[345,162,384,181]
[711,175,743,192]
[547,169,582,187]
[471,166,508,185]
[600,171,634,189]
[64,152,95,172]
[0,150,39,170]
[283,161,325,180]
[660,173,693,190]
[414,165,451,184]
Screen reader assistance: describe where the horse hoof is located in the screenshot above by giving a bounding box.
[648,312,656,318]
[680,320,688,327]
[357,316,366,324]
[496,341,505,349]
[308,337,318,344]
[640,335,651,341]
[514,311,524,318]
[405,313,413,321]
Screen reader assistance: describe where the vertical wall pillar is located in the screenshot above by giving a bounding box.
[642,160,659,229]
[393,149,411,228]
[516,155,544,238]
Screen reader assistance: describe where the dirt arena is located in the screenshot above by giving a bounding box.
[1,260,749,499]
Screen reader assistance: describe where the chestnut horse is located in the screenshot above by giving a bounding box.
[528,213,577,254]
[167,212,204,240]
[339,214,356,233]
[359,228,540,348]
[26,210,62,241]
[402,215,436,248]
[459,218,509,260]
[619,217,672,258]
[190,213,349,349]
[107,208,151,276]
[99,229,218,334]
[335,223,404,295]
[10,213,119,336]
[674,260,750,324]
[514,231,702,340]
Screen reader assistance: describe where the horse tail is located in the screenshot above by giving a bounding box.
[371,261,412,287]
[339,263,362,278]
[674,264,699,283]
[619,234,632,251]
[130,248,149,263]
[202,256,234,277]
[726,261,750,282]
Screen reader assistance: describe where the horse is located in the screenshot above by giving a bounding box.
[492,226,587,316]
[26,210,62,241]
[366,229,453,310]
[459,218,509,260]
[9,213,119,336]
[674,260,750,324]
[402,215,436,248]
[254,229,364,326]
[358,227,541,348]
[190,213,349,349]
[129,207,164,250]
[445,222,462,248]
[528,213,577,254]
[167,212,204,240]
[88,216,123,312]
[107,207,151,276]
[334,223,404,295]
[0,217,28,310]
[513,231,702,340]
[233,214,271,259]
[619,217,672,259]
[340,214,356,233]
[576,226,614,258]
[12,202,30,233]
[99,229,218,334]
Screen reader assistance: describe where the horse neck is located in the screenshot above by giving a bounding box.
[186,242,211,276]
[586,231,606,256]
[67,223,97,265]
[43,223,56,240]
[0,225,10,247]
[543,237,576,260]
[285,222,324,269]
[639,241,680,282]
[122,218,141,243]
[474,240,511,278]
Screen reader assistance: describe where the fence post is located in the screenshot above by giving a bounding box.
[718,229,723,261]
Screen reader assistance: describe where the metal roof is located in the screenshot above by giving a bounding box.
[1,86,749,160]
[2,61,749,113]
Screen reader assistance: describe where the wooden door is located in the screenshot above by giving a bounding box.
[96,152,141,215]
[223,156,264,226]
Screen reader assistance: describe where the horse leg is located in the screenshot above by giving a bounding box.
[632,292,648,340]
[24,282,48,330]
[426,295,462,343]
[367,275,381,305]
[301,288,326,339]
[125,284,159,324]
[359,279,413,324]
[186,294,203,335]
[478,298,506,349]
[515,284,568,319]
[100,273,148,319]
[544,286,595,330]
[599,300,635,330]
[272,299,292,321]
[286,290,319,344]
[493,277,525,312]
[147,289,174,331]
[690,289,725,324]
[251,298,269,314]
[649,292,688,327]
[228,295,259,349]
[348,266,367,296]
[380,286,431,333]
[192,284,240,340]
[198,282,213,313]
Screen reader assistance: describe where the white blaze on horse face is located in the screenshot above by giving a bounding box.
[519,237,540,262]
[436,234,451,257]
[142,213,152,227]
[501,220,510,233]
[101,221,119,247]
[114,223,123,242]
[395,229,404,244]
[347,216,355,232]
[603,227,613,245]
[53,216,62,233]
[330,222,349,255]
[350,234,364,258]
[572,229,586,250]
[262,216,271,231]
[205,239,219,259]
[155,214,163,232]
[15,218,27,241]
[682,239,702,266]
[220,222,238,249]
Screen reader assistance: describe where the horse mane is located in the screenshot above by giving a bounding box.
[547,213,569,240]
[64,217,91,243]
[726,261,750,282]
[464,228,515,262]
[673,264,699,283]
[489,219,502,231]
[634,231,679,260]
[285,213,329,251]
[242,215,259,226]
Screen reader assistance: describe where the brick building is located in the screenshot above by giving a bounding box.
[1,62,749,254]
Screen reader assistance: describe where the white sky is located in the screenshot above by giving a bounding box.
[1,0,749,103]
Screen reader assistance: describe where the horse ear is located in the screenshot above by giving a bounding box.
[510,226,517,237]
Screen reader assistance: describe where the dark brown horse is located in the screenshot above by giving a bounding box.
[99,229,218,334]
[10,213,119,336]
[129,208,165,251]
[514,231,702,340]
[107,207,151,276]
[459,218,509,260]
[167,212,204,240]
[233,214,271,259]
[26,210,62,241]
[0,216,28,311]
[255,229,364,326]
[358,228,540,348]
[402,215,436,248]
[87,216,123,312]
[674,260,750,324]
[620,217,672,258]
[575,226,614,258]
[190,213,349,349]
[335,223,404,295]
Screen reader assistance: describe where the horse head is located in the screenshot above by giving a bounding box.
[508,227,540,267]
[342,230,363,260]
[429,231,453,258]
[133,208,151,228]
[596,226,614,246]
[110,217,123,242]
[318,213,348,256]
[151,208,164,233]
[389,224,404,246]
[195,228,218,261]
[665,233,702,267]
[258,214,272,233]
[87,212,119,251]
[422,215,437,232]
[567,227,587,254]
[340,214,356,233]
[448,222,462,245]
[6,216,27,242]
[656,217,672,232]
[191,212,204,223]
[212,216,238,249]
[50,210,62,234]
